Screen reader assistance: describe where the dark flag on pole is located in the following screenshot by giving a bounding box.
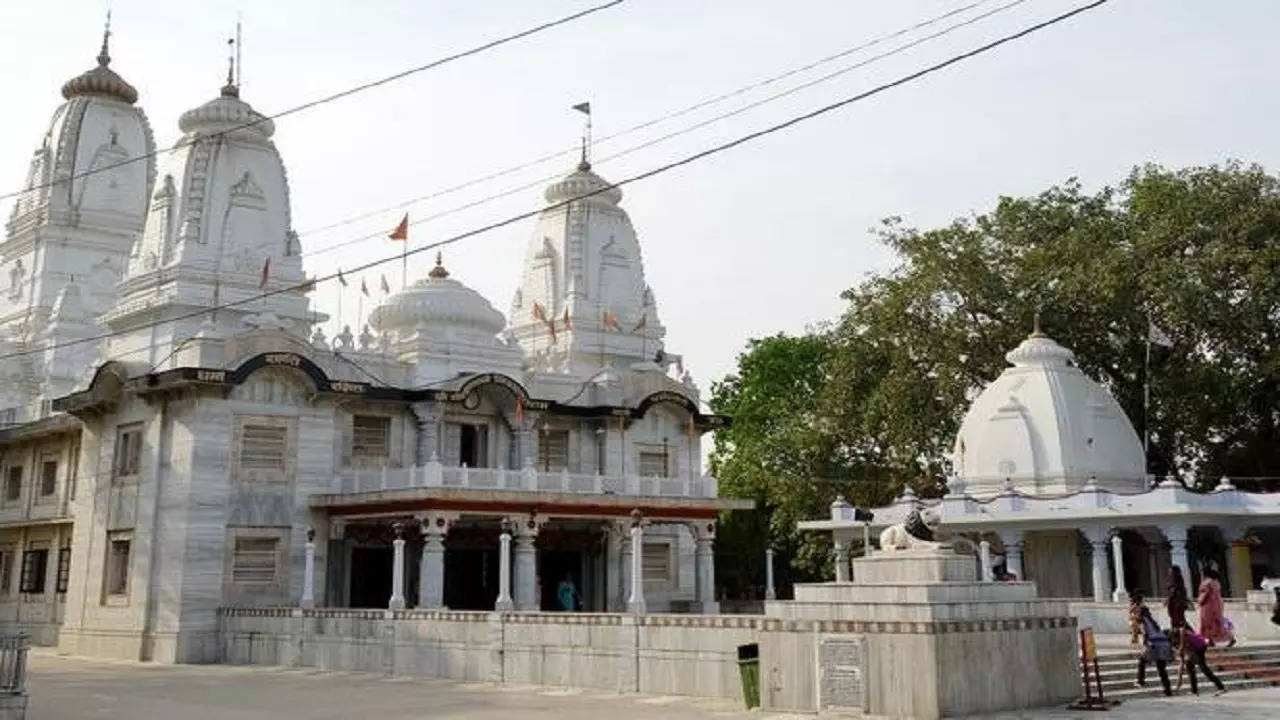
[572,102,591,115]
[337,269,348,287]
[388,214,409,241]
[259,257,270,288]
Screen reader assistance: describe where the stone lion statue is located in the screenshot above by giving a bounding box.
[878,506,944,551]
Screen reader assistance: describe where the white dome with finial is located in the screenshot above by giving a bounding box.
[952,319,1145,497]
[371,254,506,336]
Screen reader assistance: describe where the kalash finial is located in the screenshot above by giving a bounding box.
[428,251,449,279]
[1030,311,1047,338]
[221,31,239,98]
[97,10,112,67]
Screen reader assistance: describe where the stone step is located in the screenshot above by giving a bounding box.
[1100,674,1280,701]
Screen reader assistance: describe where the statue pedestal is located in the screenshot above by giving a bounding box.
[759,548,1080,718]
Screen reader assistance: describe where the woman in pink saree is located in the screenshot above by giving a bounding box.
[1198,568,1236,647]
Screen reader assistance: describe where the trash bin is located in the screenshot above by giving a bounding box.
[737,643,760,709]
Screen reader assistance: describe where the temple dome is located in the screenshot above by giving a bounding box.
[61,40,138,105]
[178,85,274,138]
[952,327,1145,497]
[544,159,622,206]
[371,255,505,336]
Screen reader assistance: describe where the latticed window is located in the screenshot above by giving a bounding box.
[19,547,47,594]
[232,537,279,584]
[538,430,569,472]
[4,467,20,502]
[0,549,11,594]
[638,451,669,478]
[56,546,71,593]
[352,416,390,459]
[39,460,57,496]
[240,425,288,470]
[641,542,671,583]
[114,423,143,481]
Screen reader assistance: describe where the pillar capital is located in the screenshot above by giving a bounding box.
[417,511,459,538]
[508,513,547,539]
[1081,525,1110,546]
[997,528,1025,549]
[1161,523,1191,548]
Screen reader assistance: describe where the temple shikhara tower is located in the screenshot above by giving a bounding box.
[0,27,743,662]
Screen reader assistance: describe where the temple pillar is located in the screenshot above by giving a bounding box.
[300,528,316,609]
[979,540,993,582]
[410,401,441,465]
[389,523,406,610]
[517,413,541,469]
[1163,523,1192,597]
[627,510,646,614]
[496,521,514,611]
[833,530,851,583]
[1083,527,1110,602]
[513,515,542,611]
[606,521,625,611]
[418,513,454,608]
[690,521,718,614]
[617,521,632,610]
[999,529,1024,581]
[1110,532,1129,602]
[765,548,776,601]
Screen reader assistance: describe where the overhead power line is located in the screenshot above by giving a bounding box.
[296,0,1001,240]
[0,0,1111,362]
[0,0,625,203]
[300,0,1030,260]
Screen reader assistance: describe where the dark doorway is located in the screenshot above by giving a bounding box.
[349,546,393,608]
[444,548,498,610]
[540,550,583,611]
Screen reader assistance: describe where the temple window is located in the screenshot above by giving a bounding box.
[39,459,58,497]
[538,429,570,472]
[104,531,132,599]
[112,423,143,483]
[445,422,489,468]
[19,543,48,594]
[352,415,391,459]
[641,542,672,584]
[4,466,21,503]
[638,449,670,478]
[231,537,279,585]
[240,424,287,471]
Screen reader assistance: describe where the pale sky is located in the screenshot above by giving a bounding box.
[3,0,1278,398]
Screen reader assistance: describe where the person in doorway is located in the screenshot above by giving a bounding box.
[1135,606,1174,696]
[556,572,580,612]
[1198,567,1236,647]
[1173,626,1227,696]
[1166,566,1191,629]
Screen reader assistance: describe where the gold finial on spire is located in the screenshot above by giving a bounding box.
[428,251,449,279]
[98,9,112,67]
[1030,311,1046,338]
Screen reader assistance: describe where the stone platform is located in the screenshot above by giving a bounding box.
[758,548,1080,718]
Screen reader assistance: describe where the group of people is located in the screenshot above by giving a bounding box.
[1129,566,1236,697]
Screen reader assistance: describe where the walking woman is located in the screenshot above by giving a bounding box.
[1198,567,1236,647]
[1174,626,1227,696]
[1135,606,1174,696]
[1166,566,1191,629]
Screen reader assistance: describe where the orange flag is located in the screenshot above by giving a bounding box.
[532,301,547,323]
[389,214,409,241]
[563,308,572,331]
[547,318,558,345]
[601,310,621,331]
[632,313,647,333]
[259,257,270,288]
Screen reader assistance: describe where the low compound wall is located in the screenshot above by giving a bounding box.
[219,608,760,699]
[1070,598,1280,641]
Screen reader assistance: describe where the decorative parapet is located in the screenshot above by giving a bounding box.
[328,462,718,499]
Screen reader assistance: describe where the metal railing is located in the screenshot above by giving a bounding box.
[330,463,718,499]
[0,634,28,695]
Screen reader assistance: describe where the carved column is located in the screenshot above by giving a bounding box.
[1163,523,1192,598]
[979,540,993,583]
[411,401,442,465]
[833,531,851,583]
[513,515,542,611]
[691,521,718,614]
[495,520,514,612]
[626,510,646,614]
[517,413,541,469]
[606,521,625,612]
[617,521,633,611]
[1111,532,1129,603]
[765,548,776,601]
[1084,527,1110,602]
[300,528,316,609]
[418,513,454,609]
[389,522,407,610]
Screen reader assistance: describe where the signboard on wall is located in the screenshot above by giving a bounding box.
[816,635,868,712]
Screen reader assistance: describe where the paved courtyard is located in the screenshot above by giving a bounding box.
[23,650,1280,719]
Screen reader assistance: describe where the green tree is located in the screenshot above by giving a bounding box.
[712,162,1280,586]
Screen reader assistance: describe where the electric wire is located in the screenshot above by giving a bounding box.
[299,0,1031,259]
[0,0,1111,362]
[0,0,625,203]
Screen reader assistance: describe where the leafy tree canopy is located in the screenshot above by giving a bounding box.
[711,162,1280,584]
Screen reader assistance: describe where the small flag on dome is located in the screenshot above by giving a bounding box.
[601,310,621,332]
[572,102,591,115]
[259,257,270,289]
[631,313,647,333]
[337,269,348,287]
[380,274,391,295]
[563,307,572,331]
[532,301,548,323]
[360,278,369,297]
[389,214,409,241]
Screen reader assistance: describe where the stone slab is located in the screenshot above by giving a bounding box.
[850,547,978,583]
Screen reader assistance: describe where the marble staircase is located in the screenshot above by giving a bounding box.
[1086,641,1280,700]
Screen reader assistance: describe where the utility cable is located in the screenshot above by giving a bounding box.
[299,0,1030,260]
[0,0,1111,362]
[0,1,625,203]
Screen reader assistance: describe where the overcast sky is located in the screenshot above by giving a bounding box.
[3,0,1278,398]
